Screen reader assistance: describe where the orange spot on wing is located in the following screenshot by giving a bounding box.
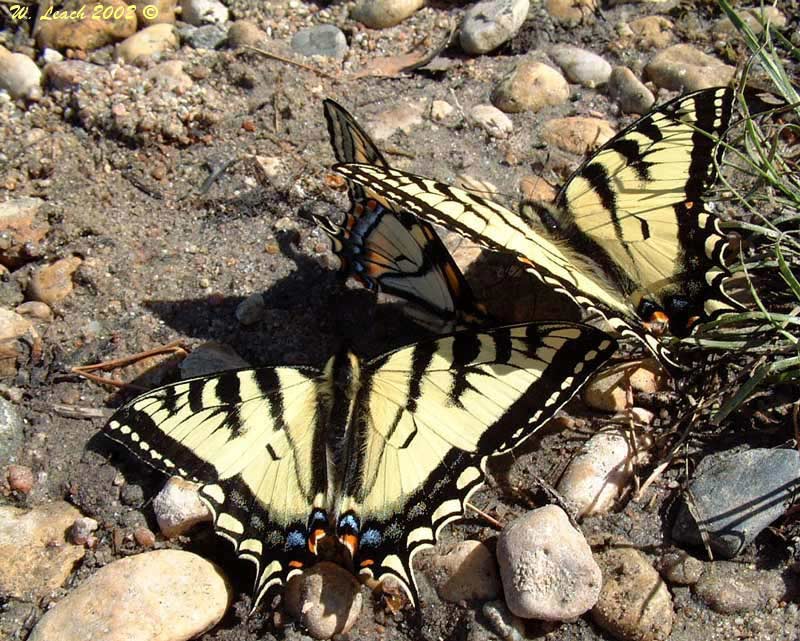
[360,558,375,568]
[289,560,305,568]
[341,533,359,558]
[643,310,669,336]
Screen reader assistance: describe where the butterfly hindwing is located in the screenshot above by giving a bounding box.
[316,99,488,330]
[338,322,617,605]
[105,365,331,607]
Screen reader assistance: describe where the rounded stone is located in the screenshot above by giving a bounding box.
[27,256,83,306]
[291,25,348,59]
[557,428,651,517]
[0,46,42,100]
[549,44,611,88]
[152,477,212,538]
[27,550,231,641]
[645,44,735,92]
[284,562,362,638]
[351,0,424,29]
[582,363,634,412]
[492,61,569,113]
[592,548,674,641]
[541,116,615,155]
[428,540,500,602]
[227,20,266,48]
[658,550,704,586]
[116,23,178,63]
[470,104,514,138]
[459,0,530,55]
[497,505,602,620]
[628,15,674,50]
[608,66,655,114]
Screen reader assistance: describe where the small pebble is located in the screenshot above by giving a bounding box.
[583,362,635,412]
[693,562,800,614]
[27,550,230,641]
[181,0,229,26]
[540,117,615,155]
[520,175,557,203]
[144,60,193,92]
[152,476,212,538]
[40,48,63,64]
[133,527,156,548]
[351,0,424,29]
[492,61,569,113]
[6,464,34,494]
[608,66,655,114]
[69,516,99,546]
[712,6,786,38]
[627,15,674,50]
[291,25,348,59]
[592,548,674,641]
[0,309,33,342]
[430,99,455,122]
[672,448,800,558]
[235,292,266,326]
[557,427,651,518]
[284,562,362,638]
[427,540,500,602]
[116,23,179,62]
[545,0,596,25]
[0,46,42,100]
[27,256,82,306]
[14,301,53,322]
[550,44,611,88]
[470,104,514,138]
[497,505,601,619]
[459,0,530,55]
[645,44,735,92]
[0,197,49,268]
[227,20,266,47]
[658,550,704,586]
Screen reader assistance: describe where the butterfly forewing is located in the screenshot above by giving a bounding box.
[317,100,488,331]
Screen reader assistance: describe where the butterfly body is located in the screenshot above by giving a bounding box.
[105,322,616,609]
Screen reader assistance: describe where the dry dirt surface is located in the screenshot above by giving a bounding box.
[1,0,800,640]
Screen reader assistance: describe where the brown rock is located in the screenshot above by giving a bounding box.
[15,301,53,322]
[628,16,674,50]
[116,23,178,64]
[227,20,266,47]
[6,464,34,494]
[583,364,634,412]
[645,44,735,92]
[27,256,83,305]
[284,562,362,637]
[541,117,615,155]
[36,0,137,51]
[428,540,500,602]
[152,476,212,537]
[0,309,33,342]
[0,197,49,268]
[27,550,231,641]
[133,526,156,548]
[593,548,674,641]
[492,61,569,113]
[545,0,596,25]
[520,175,558,203]
[0,502,86,600]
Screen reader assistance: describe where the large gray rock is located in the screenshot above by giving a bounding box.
[672,448,800,558]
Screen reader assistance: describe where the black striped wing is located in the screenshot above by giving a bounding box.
[530,86,745,335]
[341,322,617,606]
[332,88,751,373]
[315,99,488,330]
[104,365,330,609]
